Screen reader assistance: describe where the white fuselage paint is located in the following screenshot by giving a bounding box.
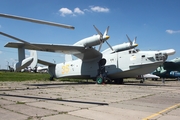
[49,49,166,79]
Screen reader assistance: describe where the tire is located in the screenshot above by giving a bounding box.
[96,76,103,84]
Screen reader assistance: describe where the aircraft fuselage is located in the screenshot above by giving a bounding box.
[49,49,166,79]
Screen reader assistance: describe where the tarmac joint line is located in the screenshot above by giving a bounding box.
[142,103,180,120]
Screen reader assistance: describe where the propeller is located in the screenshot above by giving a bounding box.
[126,34,138,47]
[0,32,42,50]
[0,13,75,29]
[93,25,113,51]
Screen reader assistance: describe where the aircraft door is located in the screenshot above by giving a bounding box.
[141,55,146,64]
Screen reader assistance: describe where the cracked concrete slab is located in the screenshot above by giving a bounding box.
[0,79,180,120]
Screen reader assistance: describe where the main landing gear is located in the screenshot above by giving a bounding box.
[96,59,110,84]
[95,59,124,84]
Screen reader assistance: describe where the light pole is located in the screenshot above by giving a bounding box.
[6,61,9,70]
[53,59,56,64]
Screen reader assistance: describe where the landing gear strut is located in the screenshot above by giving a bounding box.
[49,76,54,81]
[96,59,109,84]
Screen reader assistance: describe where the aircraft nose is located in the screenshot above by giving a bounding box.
[159,49,176,56]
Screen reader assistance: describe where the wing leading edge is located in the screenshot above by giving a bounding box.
[5,42,102,61]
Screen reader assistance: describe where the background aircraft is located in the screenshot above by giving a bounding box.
[152,57,180,80]
[136,74,160,83]
[0,13,176,84]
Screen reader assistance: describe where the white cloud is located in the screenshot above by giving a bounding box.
[74,7,84,14]
[58,6,109,17]
[166,30,180,34]
[0,51,2,54]
[59,8,73,17]
[90,6,109,13]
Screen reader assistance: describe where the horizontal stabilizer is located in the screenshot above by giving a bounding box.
[38,59,56,66]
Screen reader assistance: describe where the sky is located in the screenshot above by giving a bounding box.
[0,0,180,69]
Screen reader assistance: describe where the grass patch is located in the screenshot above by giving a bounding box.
[0,71,50,81]
[16,101,25,104]
[0,71,94,83]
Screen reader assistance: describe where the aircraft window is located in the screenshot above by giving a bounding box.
[133,50,136,53]
[136,49,140,52]
[142,55,145,57]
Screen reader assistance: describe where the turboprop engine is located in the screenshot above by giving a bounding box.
[102,35,138,54]
[73,25,113,51]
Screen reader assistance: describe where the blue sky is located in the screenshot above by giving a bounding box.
[0,0,180,69]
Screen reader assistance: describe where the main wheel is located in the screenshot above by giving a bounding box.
[96,76,103,84]
[49,76,54,81]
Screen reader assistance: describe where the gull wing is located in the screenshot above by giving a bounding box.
[5,42,102,61]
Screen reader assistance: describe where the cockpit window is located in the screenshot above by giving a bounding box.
[129,49,139,54]
[133,50,136,53]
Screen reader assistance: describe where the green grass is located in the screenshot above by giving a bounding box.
[0,71,94,82]
[0,71,50,81]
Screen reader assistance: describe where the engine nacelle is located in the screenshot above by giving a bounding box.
[74,35,109,47]
[102,42,138,54]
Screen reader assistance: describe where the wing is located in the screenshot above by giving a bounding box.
[5,42,102,61]
[163,61,180,71]
[0,13,74,29]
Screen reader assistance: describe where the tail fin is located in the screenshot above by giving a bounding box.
[14,49,38,71]
[29,50,38,69]
[65,54,72,62]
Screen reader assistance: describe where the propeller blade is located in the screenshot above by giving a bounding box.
[126,34,132,46]
[98,43,103,51]
[0,32,42,50]
[106,41,113,51]
[133,36,137,44]
[93,25,103,38]
[0,13,75,29]
[103,26,109,37]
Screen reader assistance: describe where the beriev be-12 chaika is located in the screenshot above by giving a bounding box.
[0,13,175,84]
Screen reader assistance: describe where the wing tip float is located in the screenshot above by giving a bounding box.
[0,13,75,30]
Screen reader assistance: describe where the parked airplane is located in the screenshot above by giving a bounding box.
[0,13,176,84]
[136,74,160,83]
[152,57,180,80]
